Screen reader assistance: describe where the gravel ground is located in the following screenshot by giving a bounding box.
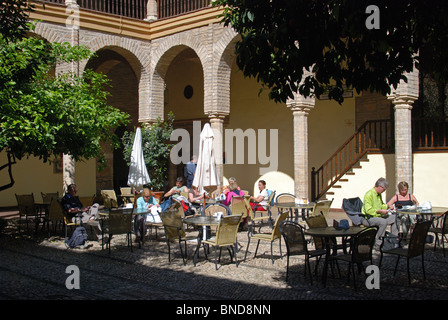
[1,210,448,304]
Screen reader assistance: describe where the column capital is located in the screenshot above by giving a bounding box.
[207,111,228,120]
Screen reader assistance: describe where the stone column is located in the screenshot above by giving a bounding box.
[286,94,315,200]
[388,69,419,193]
[208,113,226,189]
[62,0,80,190]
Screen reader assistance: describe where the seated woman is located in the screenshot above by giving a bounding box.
[188,185,204,214]
[134,188,160,243]
[249,180,269,213]
[387,181,419,234]
[137,188,160,222]
[222,178,244,206]
[387,181,419,209]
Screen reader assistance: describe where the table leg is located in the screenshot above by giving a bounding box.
[193,227,204,266]
[322,238,331,287]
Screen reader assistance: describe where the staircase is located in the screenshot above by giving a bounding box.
[311,117,448,202]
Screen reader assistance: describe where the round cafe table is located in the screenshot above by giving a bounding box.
[305,226,365,287]
[275,202,316,222]
[183,216,221,266]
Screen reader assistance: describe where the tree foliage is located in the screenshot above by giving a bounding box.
[121,112,175,191]
[0,12,130,190]
[213,0,448,104]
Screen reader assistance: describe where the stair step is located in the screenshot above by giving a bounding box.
[346,172,355,175]
[332,185,342,188]
[326,192,335,195]
[339,179,349,182]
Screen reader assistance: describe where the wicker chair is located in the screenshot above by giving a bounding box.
[254,190,276,226]
[101,190,118,209]
[119,187,134,205]
[279,220,326,284]
[202,214,243,270]
[202,203,231,236]
[275,193,296,220]
[58,199,81,242]
[332,227,378,290]
[244,211,289,264]
[45,197,65,236]
[430,211,448,257]
[230,196,249,219]
[15,193,40,234]
[41,192,59,203]
[311,199,333,219]
[160,207,196,265]
[379,219,433,285]
[104,210,133,254]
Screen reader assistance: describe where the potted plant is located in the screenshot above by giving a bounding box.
[121,112,175,200]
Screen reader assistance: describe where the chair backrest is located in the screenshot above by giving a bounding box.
[351,227,378,263]
[48,197,65,221]
[441,211,448,233]
[305,213,328,249]
[108,210,133,235]
[15,193,35,216]
[214,215,243,246]
[342,197,364,226]
[312,199,333,218]
[230,196,249,218]
[120,187,132,195]
[408,219,433,258]
[57,199,78,226]
[180,191,190,199]
[275,193,296,204]
[203,203,231,217]
[101,190,118,208]
[41,192,59,203]
[160,208,186,241]
[266,190,276,207]
[270,211,289,241]
[279,221,309,256]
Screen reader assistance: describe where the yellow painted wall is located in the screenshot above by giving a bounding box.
[0,152,96,207]
[226,62,294,194]
[308,95,357,175]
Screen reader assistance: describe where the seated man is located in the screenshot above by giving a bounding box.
[61,184,102,237]
[361,177,398,247]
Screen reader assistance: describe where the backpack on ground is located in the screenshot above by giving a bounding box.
[66,226,88,249]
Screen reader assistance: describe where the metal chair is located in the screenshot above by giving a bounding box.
[275,193,296,220]
[279,220,326,284]
[45,197,65,236]
[379,219,433,285]
[311,199,333,219]
[202,214,243,270]
[430,211,448,257]
[105,209,133,254]
[160,207,196,265]
[100,190,118,209]
[254,190,276,226]
[244,210,289,264]
[333,227,378,290]
[230,196,249,219]
[15,193,40,234]
[41,192,59,203]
